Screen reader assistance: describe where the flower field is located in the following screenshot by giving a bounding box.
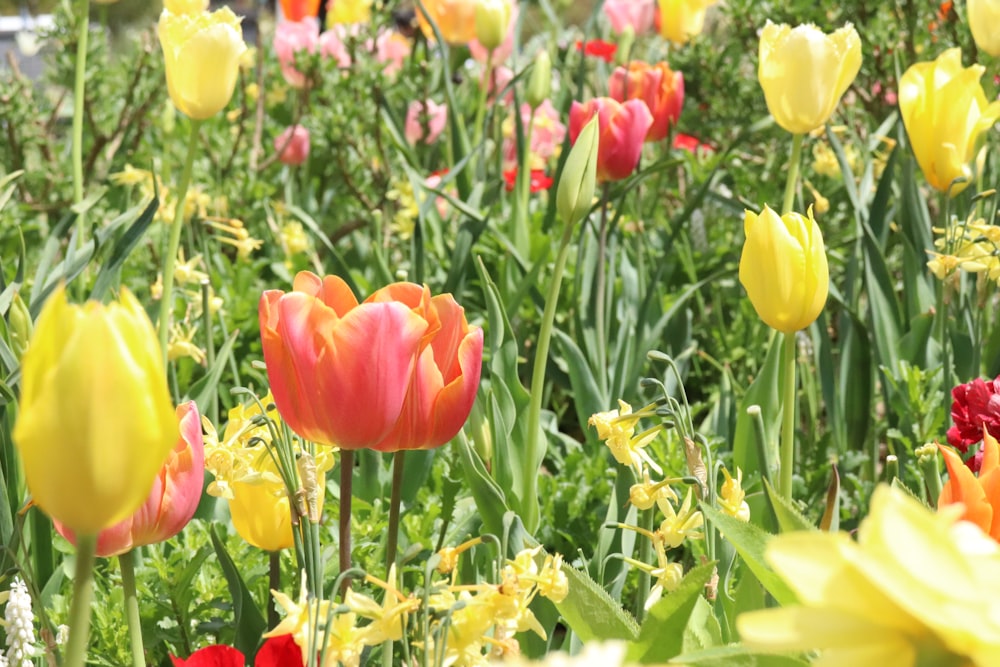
[1,0,999,665]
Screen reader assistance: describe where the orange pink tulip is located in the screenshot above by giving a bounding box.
[938,432,1000,542]
[568,98,653,182]
[608,61,684,143]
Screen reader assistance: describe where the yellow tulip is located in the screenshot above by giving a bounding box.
[228,479,296,552]
[416,0,478,45]
[656,0,717,45]
[13,286,178,535]
[327,0,372,26]
[739,205,829,333]
[757,21,861,135]
[157,7,247,120]
[968,0,1000,57]
[899,48,1000,196]
[163,0,209,14]
[737,485,1000,665]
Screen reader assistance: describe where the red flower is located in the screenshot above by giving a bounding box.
[672,132,713,154]
[502,168,554,192]
[171,635,303,667]
[947,377,1000,453]
[575,39,617,62]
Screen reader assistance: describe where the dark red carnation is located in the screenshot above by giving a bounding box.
[946,377,1000,452]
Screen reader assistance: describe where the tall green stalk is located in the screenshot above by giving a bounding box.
[63,534,97,667]
[71,0,89,261]
[781,134,804,215]
[157,121,203,365]
[119,550,147,667]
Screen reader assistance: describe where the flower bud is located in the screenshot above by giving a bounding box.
[557,114,599,228]
[7,292,31,362]
[526,50,552,110]
[474,0,511,52]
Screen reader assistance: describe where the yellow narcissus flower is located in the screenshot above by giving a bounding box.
[13,285,178,535]
[899,48,1000,196]
[157,7,247,120]
[163,0,209,14]
[656,0,717,45]
[737,484,1000,666]
[739,205,829,334]
[757,22,861,135]
[968,0,1000,56]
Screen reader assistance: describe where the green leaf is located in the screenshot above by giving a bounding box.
[89,196,159,301]
[682,595,724,654]
[763,480,814,533]
[454,429,509,539]
[701,505,796,607]
[669,646,809,666]
[554,563,640,642]
[626,561,716,664]
[187,330,239,416]
[210,524,268,659]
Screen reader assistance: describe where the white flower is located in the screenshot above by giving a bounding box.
[2,578,36,667]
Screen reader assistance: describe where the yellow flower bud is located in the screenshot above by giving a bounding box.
[656,0,717,45]
[474,0,511,52]
[899,48,1000,196]
[968,0,1000,57]
[13,285,179,535]
[163,0,209,14]
[157,7,247,120]
[526,50,552,111]
[757,21,861,135]
[228,479,296,551]
[739,205,829,334]
[557,114,599,228]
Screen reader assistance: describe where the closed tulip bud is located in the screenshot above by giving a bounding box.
[557,114,600,228]
[757,21,862,135]
[7,292,31,362]
[364,283,484,452]
[968,0,1000,56]
[739,205,829,333]
[54,402,205,557]
[417,0,479,45]
[568,97,653,182]
[656,0,717,45]
[899,48,1000,196]
[158,7,247,120]
[526,50,552,110]
[474,0,511,52]
[13,286,178,535]
[163,0,209,14]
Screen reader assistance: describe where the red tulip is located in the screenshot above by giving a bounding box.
[279,0,321,22]
[568,98,653,182]
[259,272,429,449]
[364,282,484,452]
[55,401,205,557]
[575,39,617,62]
[171,634,303,667]
[608,61,684,142]
[502,168,554,192]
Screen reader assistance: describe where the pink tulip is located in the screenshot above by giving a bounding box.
[373,30,411,77]
[405,100,448,145]
[568,98,653,182]
[364,283,484,452]
[608,60,684,142]
[55,402,205,557]
[274,18,320,87]
[502,99,566,170]
[483,64,515,105]
[259,272,429,449]
[274,125,311,166]
[318,25,353,68]
[603,0,656,35]
[469,1,519,63]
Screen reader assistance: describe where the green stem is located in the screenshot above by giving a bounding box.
[338,450,354,597]
[594,186,611,396]
[471,52,493,158]
[523,223,575,532]
[385,450,405,571]
[63,534,97,667]
[157,120,203,365]
[936,191,953,394]
[781,133,804,215]
[268,551,281,629]
[634,506,653,621]
[119,550,146,667]
[72,0,88,251]
[778,331,797,501]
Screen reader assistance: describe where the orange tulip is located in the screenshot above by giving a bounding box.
[365,283,484,451]
[938,431,1000,541]
[55,402,205,557]
[280,0,321,21]
[416,0,478,45]
[260,272,430,449]
[608,61,684,143]
[568,98,653,182]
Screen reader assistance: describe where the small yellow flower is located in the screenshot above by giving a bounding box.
[718,467,750,522]
[657,488,704,549]
[588,400,661,474]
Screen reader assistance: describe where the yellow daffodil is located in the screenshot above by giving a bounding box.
[739,205,829,333]
[899,48,1000,195]
[13,286,178,535]
[718,466,750,521]
[588,400,662,475]
[757,21,861,135]
[737,484,1000,666]
[157,6,247,120]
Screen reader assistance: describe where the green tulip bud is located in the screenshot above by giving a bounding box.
[474,0,510,53]
[557,115,599,229]
[526,50,552,110]
[7,291,32,362]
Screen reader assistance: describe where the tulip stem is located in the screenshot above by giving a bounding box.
[63,534,97,667]
[524,222,575,533]
[633,505,653,621]
[781,133,804,215]
[338,450,354,597]
[386,450,406,571]
[268,551,281,629]
[157,119,203,367]
[595,185,611,395]
[778,331,797,501]
[71,0,88,256]
[119,550,147,667]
